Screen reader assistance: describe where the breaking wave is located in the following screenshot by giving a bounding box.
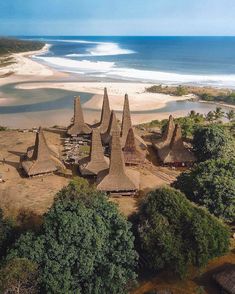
[34,56,235,87]
[66,42,135,57]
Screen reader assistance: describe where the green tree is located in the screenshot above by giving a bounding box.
[213,107,224,121]
[134,187,229,278]
[226,110,235,122]
[8,178,138,294]
[0,209,15,260]
[0,258,39,294]
[176,85,188,96]
[205,111,215,123]
[173,158,235,222]
[192,124,235,161]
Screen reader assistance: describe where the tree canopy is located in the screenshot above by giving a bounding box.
[8,178,138,294]
[192,124,235,161]
[134,187,229,277]
[173,159,235,222]
[0,258,39,294]
[0,209,15,260]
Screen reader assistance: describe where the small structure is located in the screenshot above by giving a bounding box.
[21,127,58,176]
[123,128,146,165]
[102,110,120,145]
[153,116,196,166]
[93,87,111,134]
[97,130,138,195]
[120,94,147,151]
[214,265,235,294]
[79,129,109,176]
[67,96,91,136]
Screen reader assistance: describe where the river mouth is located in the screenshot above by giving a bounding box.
[0,80,233,127]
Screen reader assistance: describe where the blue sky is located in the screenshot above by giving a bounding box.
[0,0,235,36]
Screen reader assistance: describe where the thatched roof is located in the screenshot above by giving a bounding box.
[158,124,196,164]
[154,115,175,149]
[214,265,235,294]
[67,96,91,136]
[123,128,146,165]
[121,94,132,146]
[97,130,137,192]
[102,110,120,145]
[153,116,196,164]
[120,94,147,150]
[93,88,111,134]
[22,127,58,176]
[79,129,109,176]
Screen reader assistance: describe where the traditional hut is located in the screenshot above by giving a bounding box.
[79,129,109,176]
[153,116,196,166]
[121,94,132,146]
[120,94,147,151]
[214,265,235,294]
[97,130,138,195]
[21,127,58,176]
[67,96,91,136]
[154,115,175,149]
[123,128,145,165]
[102,110,120,145]
[93,87,111,134]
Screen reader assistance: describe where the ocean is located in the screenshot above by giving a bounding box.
[26,36,235,87]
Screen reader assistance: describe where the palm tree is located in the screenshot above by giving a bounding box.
[225,110,235,122]
[205,111,215,123]
[213,107,224,121]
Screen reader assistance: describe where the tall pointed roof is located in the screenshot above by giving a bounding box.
[102,110,120,145]
[162,115,175,143]
[123,128,145,165]
[79,129,109,176]
[22,127,58,176]
[97,130,136,192]
[121,94,132,146]
[153,115,175,150]
[157,123,196,164]
[67,96,91,136]
[97,87,111,134]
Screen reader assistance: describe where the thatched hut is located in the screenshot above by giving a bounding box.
[120,94,147,151]
[153,116,196,166]
[79,129,109,176]
[93,87,111,134]
[214,265,235,294]
[123,128,145,165]
[97,130,138,195]
[102,110,120,145]
[67,96,91,136]
[21,127,58,176]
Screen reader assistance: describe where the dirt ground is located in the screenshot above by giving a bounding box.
[0,130,177,219]
[0,130,70,219]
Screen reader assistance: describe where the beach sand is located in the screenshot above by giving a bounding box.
[0,46,232,129]
[15,81,192,111]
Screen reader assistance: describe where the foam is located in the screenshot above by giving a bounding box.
[34,55,235,87]
[66,42,135,57]
[34,56,114,72]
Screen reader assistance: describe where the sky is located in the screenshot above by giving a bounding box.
[0,0,235,36]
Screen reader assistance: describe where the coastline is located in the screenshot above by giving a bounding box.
[0,45,234,128]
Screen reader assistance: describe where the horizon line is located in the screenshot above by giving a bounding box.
[1,35,235,38]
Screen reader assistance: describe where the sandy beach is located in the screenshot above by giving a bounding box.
[15,81,192,111]
[0,46,233,128]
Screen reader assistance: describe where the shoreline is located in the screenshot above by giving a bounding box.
[0,46,234,128]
